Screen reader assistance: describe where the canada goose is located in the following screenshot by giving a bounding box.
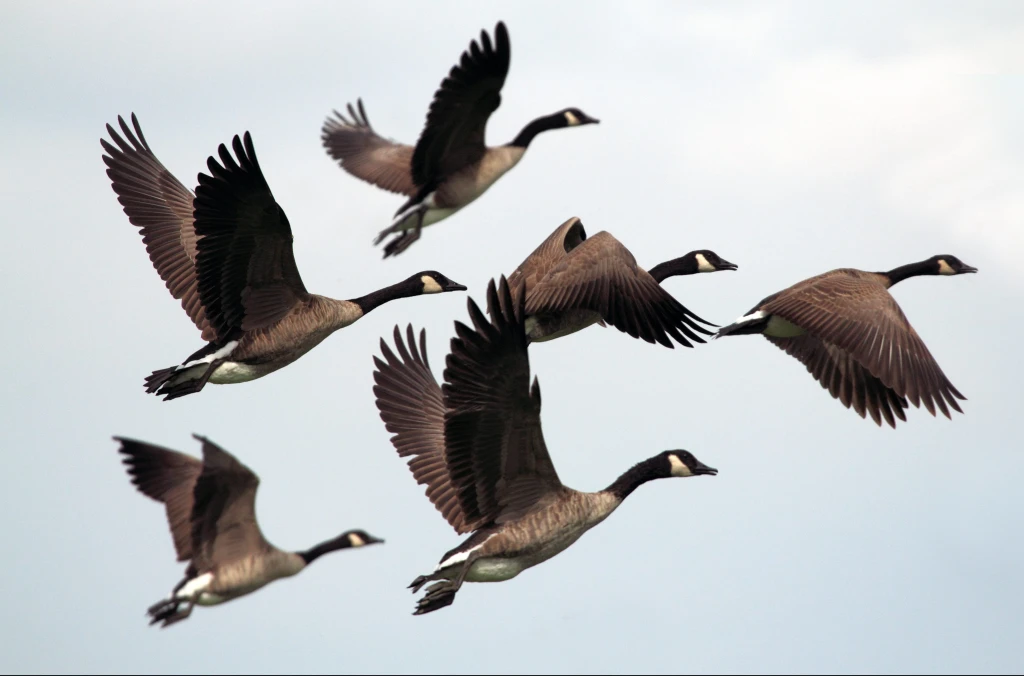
[504,217,735,346]
[372,278,717,615]
[716,255,977,427]
[115,435,383,627]
[102,114,466,400]
[321,22,599,258]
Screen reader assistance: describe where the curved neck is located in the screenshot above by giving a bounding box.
[647,254,700,283]
[299,536,351,566]
[509,114,563,148]
[604,455,668,501]
[880,259,935,288]
[348,279,418,315]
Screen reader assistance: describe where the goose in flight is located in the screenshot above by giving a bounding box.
[716,255,977,427]
[504,217,734,345]
[322,22,599,257]
[102,114,466,400]
[116,435,382,627]
[373,278,717,614]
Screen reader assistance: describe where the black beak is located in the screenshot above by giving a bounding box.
[366,536,385,545]
[960,265,978,274]
[583,115,600,125]
[695,462,719,476]
[716,259,739,271]
[445,281,468,292]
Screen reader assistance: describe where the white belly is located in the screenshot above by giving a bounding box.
[209,361,274,384]
[465,557,526,583]
[456,530,590,584]
[422,206,459,227]
[195,592,229,606]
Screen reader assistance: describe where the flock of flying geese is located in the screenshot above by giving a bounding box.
[101,22,977,625]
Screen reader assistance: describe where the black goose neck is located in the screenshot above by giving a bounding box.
[882,259,935,287]
[648,256,698,283]
[349,278,418,315]
[509,114,563,148]
[299,536,349,565]
[605,456,668,501]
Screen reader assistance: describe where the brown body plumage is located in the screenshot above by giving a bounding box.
[116,435,382,627]
[505,217,736,346]
[102,114,465,400]
[321,23,599,257]
[716,256,977,427]
[373,278,717,615]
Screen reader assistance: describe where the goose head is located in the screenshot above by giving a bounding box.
[930,255,978,276]
[663,450,718,478]
[690,250,738,273]
[559,107,600,128]
[413,272,468,295]
[341,529,385,548]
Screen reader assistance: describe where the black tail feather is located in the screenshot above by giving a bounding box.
[413,580,460,616]
[376,202,426,258]
[144,366,179,394]
[143,361,222,400]
[382,230,421,258]
[408,574,432,594]
[146,598,194,628]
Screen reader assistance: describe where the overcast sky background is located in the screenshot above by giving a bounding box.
[1,1,1022,673]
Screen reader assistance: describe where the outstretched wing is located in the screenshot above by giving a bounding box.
[766,334,910,427]
[764,272,965,418]
[443,277,563,529]
[525,232,715,348]
[373,325,472,533]
[101,114,215,341]
[321,99,417,196]
[188,435,269,570]
[194,133,310,339]
[506,216,588,307]
[411,22,511,185]
[116,436,203,561]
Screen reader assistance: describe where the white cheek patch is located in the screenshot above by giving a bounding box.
[348,533,366,547]
[695,253,715,273]
[937,259,956,275]
[564,111,580,127]
[668,454,694,477]
[421,275,443,294]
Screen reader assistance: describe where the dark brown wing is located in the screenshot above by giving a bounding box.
[101,115,215,341]
[506,216,588,307]
[443,277,563,530]
[411,22,511,186]
[321,99,417,196]
[373,325,471,534]
[763,271,965,418]
[194,133,310,339]
[188,435,269,571]
[116,437,203,561]
[525,232,716,348]
[766,335,910,428]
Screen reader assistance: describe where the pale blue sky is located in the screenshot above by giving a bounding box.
[1,1,1022,673]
